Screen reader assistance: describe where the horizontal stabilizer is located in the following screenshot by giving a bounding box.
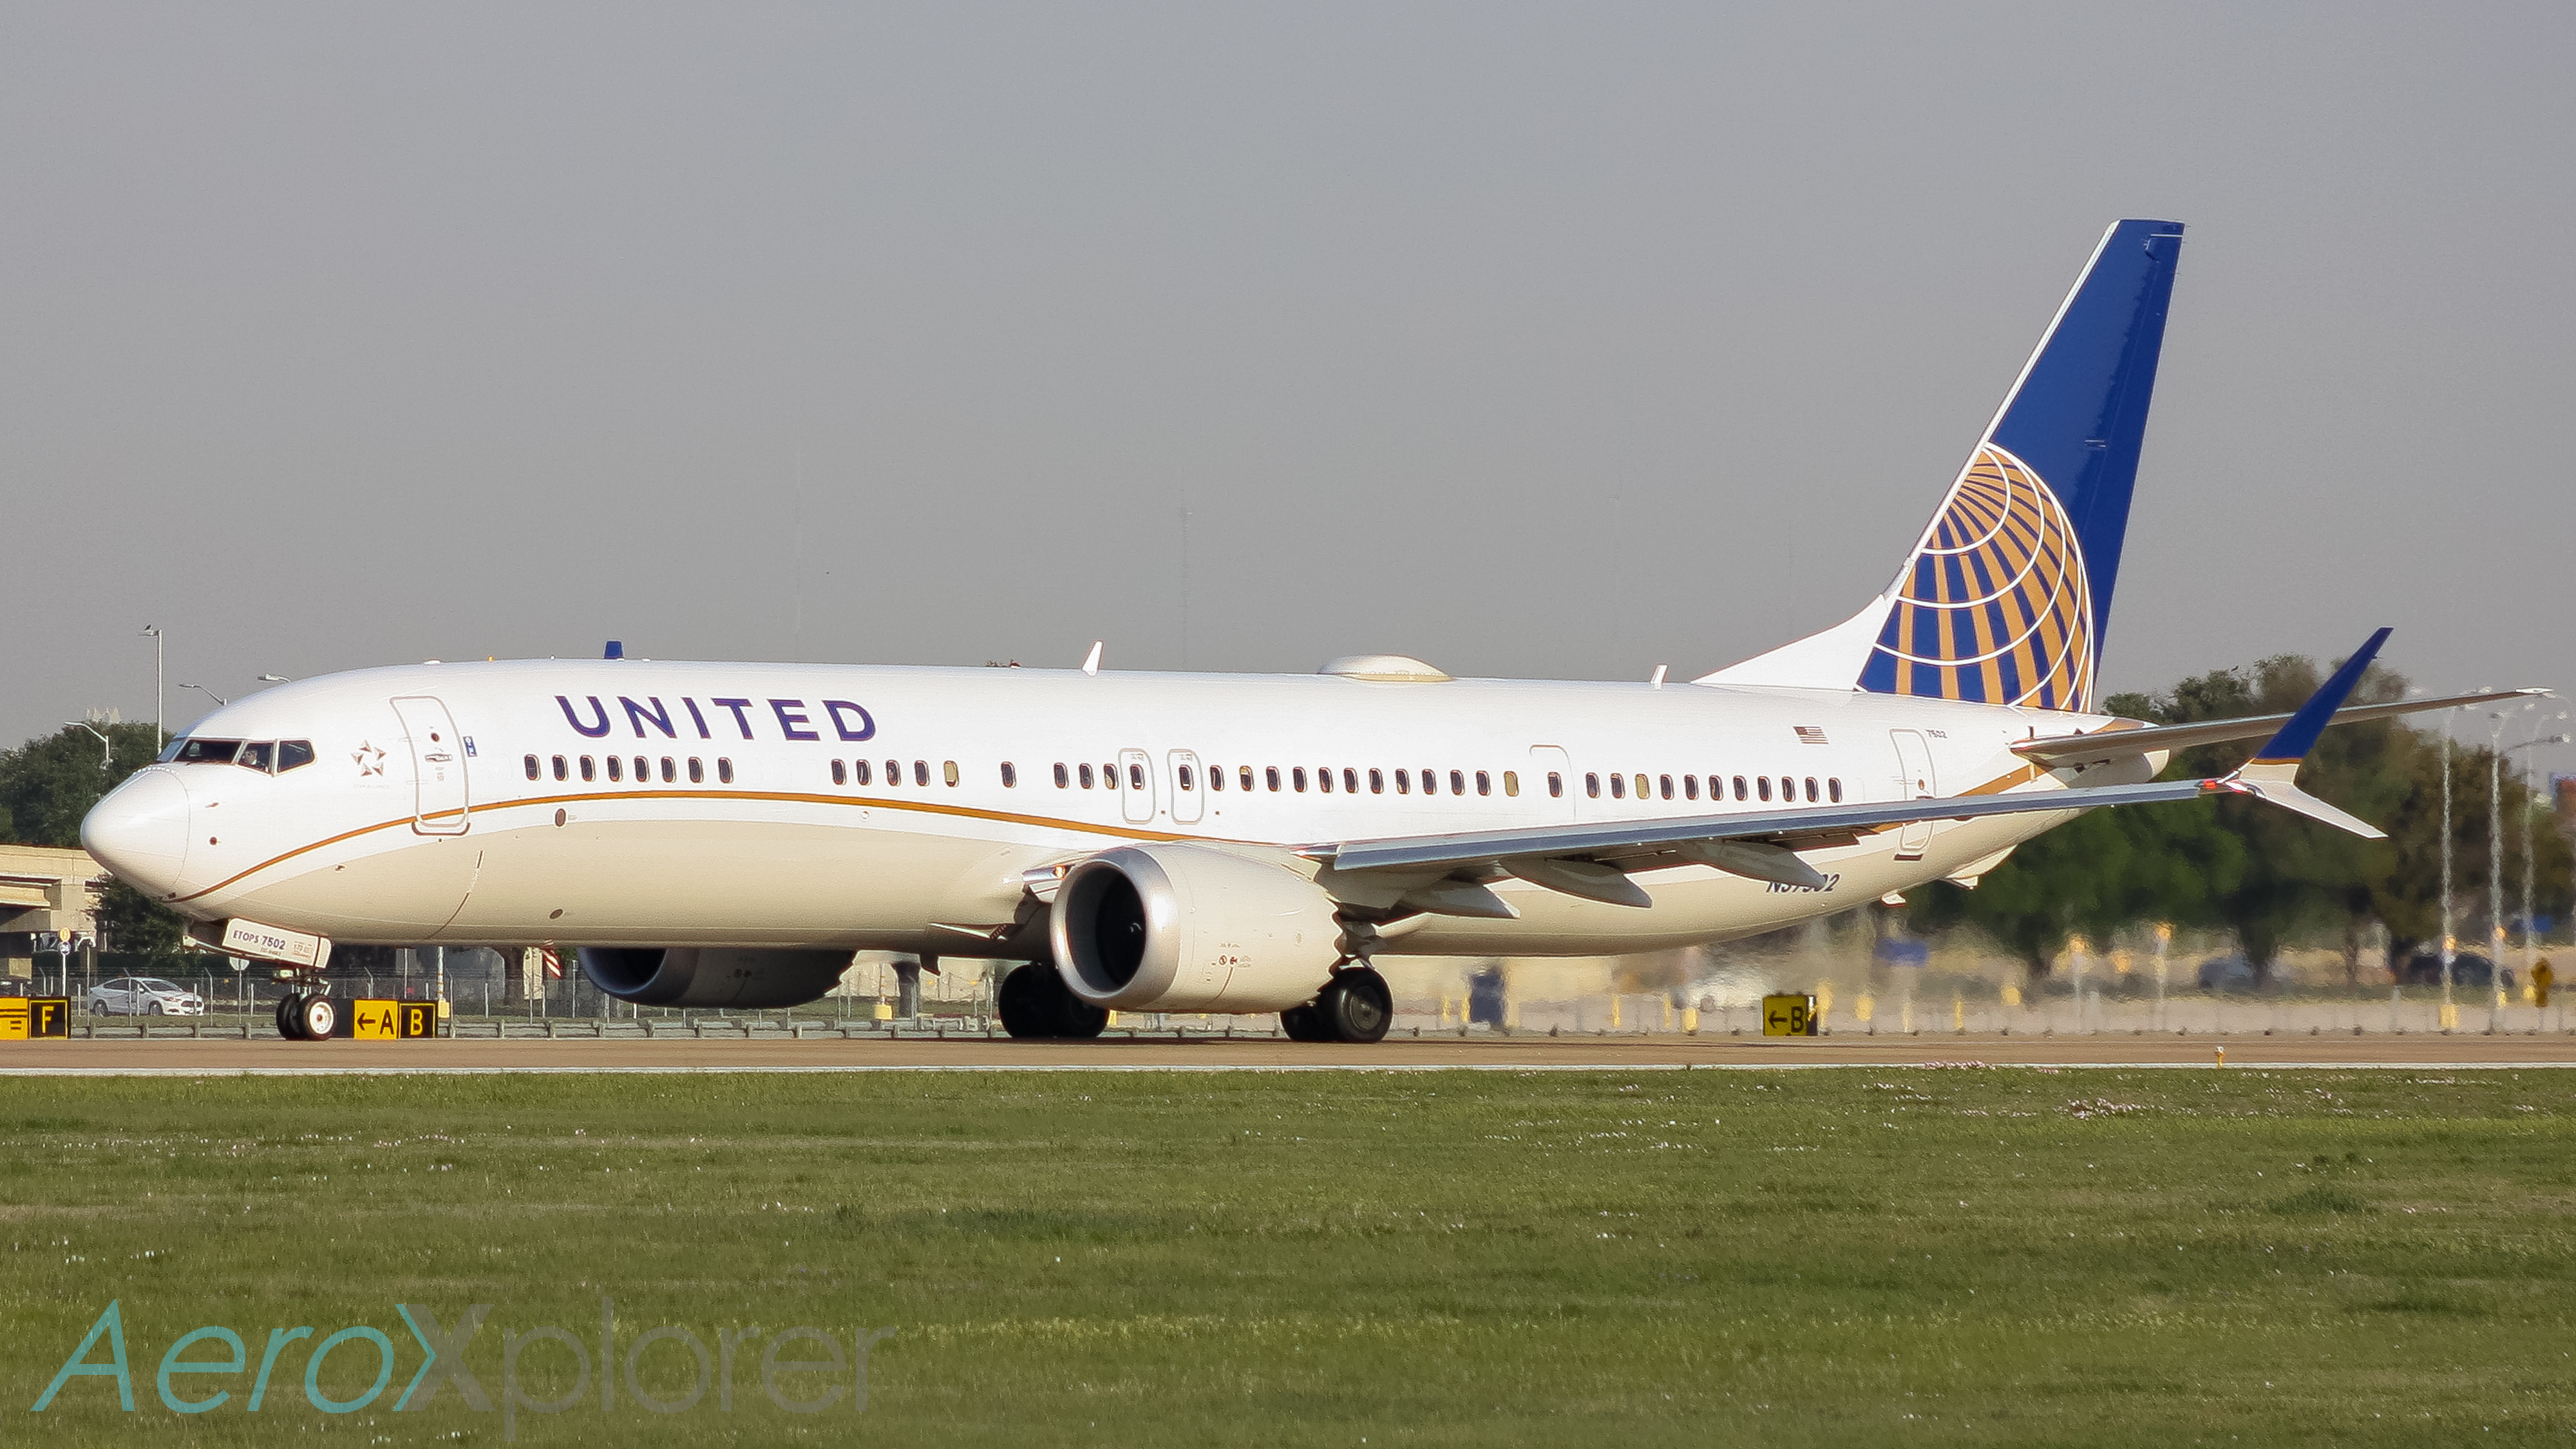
[2012,687,2546,767]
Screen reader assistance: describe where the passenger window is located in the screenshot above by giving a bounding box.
[1804,777,1819,802]
[1179,764,1196,790]
[688,758,704,783]
[1610,773,1625,799]
[853,759,871,785]
[1756,775,1771,801]
[524,753,540,781]
[1001,762,1018,788]
[1548,772,1563,799]
[1683,775,1698,800]
[1780,776,1795,801]
[1420,768,1438,795]
[1502,770,1518,797]
[1586,773,1601,799]
[552,755,568,782]
[886,760,901,786]
[944,761,960,786]
[1265,766,1281,791]
[1128,763,1144,791]
[1079,763,1095,790]
[1241,766,1255,791]
[1475,770,1491,796]
[1828,777,1842,803]
[1054,762,1070,788]
[1343,768,1358,793]
[1734,775,1748,800]
[1394,768,1410,794]
[580,756,596,782]
[1207,765,1222,791]
[1634,774,1648,800]
[1368,768,1383,794]
[278,740,315,772]
[1318,768,1334,794]
[1660,774,1674,800]
[717,758,734,784]
[917,761,933,787]
[832,760,848,786]
[1292,767,1307,793]
[607,756,623,782]
[661,757,676,783]
[1449,769,1466,795]
[631,756,646,781]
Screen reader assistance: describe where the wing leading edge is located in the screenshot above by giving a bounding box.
[1320,630,2459,907]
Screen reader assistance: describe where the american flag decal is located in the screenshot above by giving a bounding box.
[1795,725,1829,745]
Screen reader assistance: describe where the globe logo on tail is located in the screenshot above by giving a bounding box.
[1857,444,2095,710]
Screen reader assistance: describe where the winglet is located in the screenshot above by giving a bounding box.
[2203,628,2394,838]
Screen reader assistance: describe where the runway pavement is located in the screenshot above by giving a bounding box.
[9,1030,2576,1072]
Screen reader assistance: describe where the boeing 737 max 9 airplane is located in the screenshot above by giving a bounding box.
[80,219,2535,1043]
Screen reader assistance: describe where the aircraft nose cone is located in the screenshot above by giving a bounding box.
[80,768,191,897]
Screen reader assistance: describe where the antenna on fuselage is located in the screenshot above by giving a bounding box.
[1081,641,1103,676]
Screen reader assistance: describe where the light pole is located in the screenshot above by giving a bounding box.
[179,683,229,709]
[2440,727,2456,1027]
[140,625,162,748]
[63,723,111,770]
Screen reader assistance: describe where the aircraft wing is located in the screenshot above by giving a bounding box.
[1312,629,2420,913]
[2009,688,2543,768]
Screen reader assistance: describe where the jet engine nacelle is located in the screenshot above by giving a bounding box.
[578,947,850,1009]
[1050,844,1343,1013]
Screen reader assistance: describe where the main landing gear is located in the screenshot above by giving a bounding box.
[998,962,1108,1040]
[1282,965,1392,1045]
[274,989,339,1041]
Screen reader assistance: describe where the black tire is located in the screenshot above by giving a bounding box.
[297,994,338,1041]
[1279,1003,1330,1041]
[276,994,307,1041]
[148,1001,164,1017]
[998,963,1059,1039]
[1052,992,1108,1040]
[1316,966,1393,1044]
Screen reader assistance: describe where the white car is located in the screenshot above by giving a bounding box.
[86,977,207,1017]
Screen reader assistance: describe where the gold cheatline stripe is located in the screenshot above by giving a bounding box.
[171,789,1210,904]
[171,759,2082,907]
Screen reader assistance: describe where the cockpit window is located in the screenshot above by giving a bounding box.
[278,741,314,772]
[170,738,243,764]
[238,742,274,772]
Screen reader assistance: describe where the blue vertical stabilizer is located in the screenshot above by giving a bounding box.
[1705,220,2184,712]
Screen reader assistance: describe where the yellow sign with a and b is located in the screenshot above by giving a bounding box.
[1762,994,1818,1037]
[0,998,70,1041]
[349,999,433,1041]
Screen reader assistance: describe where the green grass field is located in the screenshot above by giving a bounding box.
[4,1066,2573,1445]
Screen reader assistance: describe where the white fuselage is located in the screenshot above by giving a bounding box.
[86,659,2161,958]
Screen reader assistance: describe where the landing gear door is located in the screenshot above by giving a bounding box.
[1117,747,1156,824]
[1889,729,1936,861]
[391,696,471,836]
[1167,749,1204,824]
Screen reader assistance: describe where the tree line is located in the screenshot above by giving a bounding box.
[1909,656,2572,981]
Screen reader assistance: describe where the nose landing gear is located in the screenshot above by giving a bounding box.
[273,989,338,1041]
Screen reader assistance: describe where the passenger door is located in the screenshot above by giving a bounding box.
[1528,745,1576,822]
[1167,749,1204,824]
[391,696,471,836]
[1117,747,1156,824]
[1888,729,1937,861]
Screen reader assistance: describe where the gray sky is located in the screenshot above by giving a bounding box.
[6,5,2571,766]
